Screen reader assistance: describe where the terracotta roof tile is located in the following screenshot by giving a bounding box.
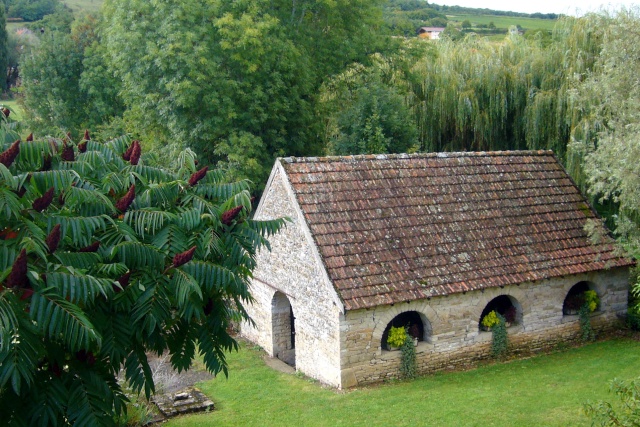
[280,151,635,311]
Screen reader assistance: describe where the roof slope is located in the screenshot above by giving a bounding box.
[280,151,634,311]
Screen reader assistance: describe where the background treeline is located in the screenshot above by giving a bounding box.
[3,0,60,21]
[430,3,560,19]
[9,2,640,246]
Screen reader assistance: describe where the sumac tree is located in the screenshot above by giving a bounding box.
[0,124,286,425]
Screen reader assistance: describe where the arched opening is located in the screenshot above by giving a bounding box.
[563,281,599,316]
[381,311,431,351]
[479,295,522,331]
[271,292,295,367]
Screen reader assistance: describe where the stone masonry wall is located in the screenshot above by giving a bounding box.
[340,268,629,387]
[241,164,343,387]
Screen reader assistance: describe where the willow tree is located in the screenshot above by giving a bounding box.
[0,125,286,425]
[319,15,607,166]
[569,8,640,257]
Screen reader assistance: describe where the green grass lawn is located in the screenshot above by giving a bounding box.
[167,338,640,427]
[448,14,558,31]
[0,100,24,122]
[61,0,103,14]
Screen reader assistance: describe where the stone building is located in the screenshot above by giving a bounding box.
[241,151,634,388]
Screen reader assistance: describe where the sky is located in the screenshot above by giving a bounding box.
[432,0,639,15]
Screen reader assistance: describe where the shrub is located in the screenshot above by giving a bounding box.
[387,326,407,348]
[399,334,417,379]
[481,310,500,328]
[491,313,508,358]
[584,290,600,312]
[584,378,640,426]
[580,304,596,342]
[0,130,286,425]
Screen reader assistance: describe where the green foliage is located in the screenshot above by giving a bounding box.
[0,4,8,93]
[579,304,595,342]
[399,333,417,379]
[383,0,448,37]
[20,14,124,138]
[0,125,286,425]
[319,14,606,166]
[387,325,407,348]
[321,55,419,156]
[491,313,508,358]
[5,0,60,21]
[584,378,640,426]
[482,310,500,329]
[584,290,600,313]
[99,0,386,186]
[570,8,640,261]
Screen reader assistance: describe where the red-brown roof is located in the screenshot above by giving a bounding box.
[280,151,634,311]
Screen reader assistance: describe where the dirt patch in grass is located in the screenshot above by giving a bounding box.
[148,353,214,394]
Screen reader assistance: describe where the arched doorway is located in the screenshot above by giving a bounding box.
[272,292,295,367]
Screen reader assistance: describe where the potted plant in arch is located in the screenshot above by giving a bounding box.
[481,310,500,331]
[387,326,407,351]
[564,293,585,315]
[584,290,600,312]
[409,323,420,346]
[504,306,517,327]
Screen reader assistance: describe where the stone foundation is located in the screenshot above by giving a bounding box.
[341,312,619,386]
[340,268,629,388]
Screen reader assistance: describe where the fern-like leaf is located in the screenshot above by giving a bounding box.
[171,268,202,312]
[0,186,23,220]
[135,181,181,209]
[112,241,166,271]
[29,290,101,351]
[30,169,79,194]
[177,207,202,231]
[123,349,155,399]
[100,220,138,247]
[181,261,246,295]
[124,208,177,239]
[53,252,102,270]
[126,165,174,184]
[28,374,68,427]
[0,316,42,395]
[14,140,56,171]
[151,224,189,255]
[63,186,115,216]
[66,369,115,426]
[195,180,251,202]
[47,215,110,248]
[45,272,111,305]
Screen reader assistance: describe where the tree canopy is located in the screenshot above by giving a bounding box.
[569,8,640,258]
[0,121,286,425]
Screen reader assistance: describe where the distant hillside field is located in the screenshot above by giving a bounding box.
[448,14,558,31]
[62,0,103,14]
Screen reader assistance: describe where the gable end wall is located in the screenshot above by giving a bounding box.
[241,163,343,387]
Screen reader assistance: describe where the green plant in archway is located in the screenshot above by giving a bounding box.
[0,128,286,426]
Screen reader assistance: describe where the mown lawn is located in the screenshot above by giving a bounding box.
[447,14,558,31]
[61,0,103,14]
[167,338,640,427]
[0,100,24,121]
